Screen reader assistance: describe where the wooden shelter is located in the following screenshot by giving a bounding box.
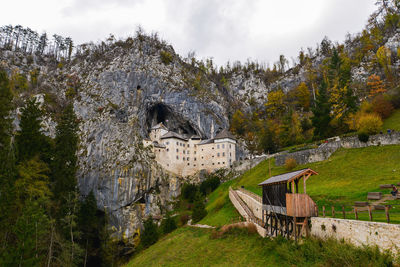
[258,168,318,239]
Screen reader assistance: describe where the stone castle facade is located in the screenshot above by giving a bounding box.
[143,123,236,176]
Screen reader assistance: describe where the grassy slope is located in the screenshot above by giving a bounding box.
[127,145,400,266]
[200,144,400,226]
[383,109,400,131]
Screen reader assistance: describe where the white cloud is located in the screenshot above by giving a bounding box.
[1,0,377,66]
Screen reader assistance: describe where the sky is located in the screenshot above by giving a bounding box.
[1,0,378,67]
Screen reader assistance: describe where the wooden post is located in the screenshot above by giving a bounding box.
[323,206,326,217]
[331,206,335,218]
[342,205,346,219]
[291,182,295,194]
[368,206,373,221]
[385,206,390,223]
[294,217,297,242]
[354,207,358,220]
[303,175,306,194]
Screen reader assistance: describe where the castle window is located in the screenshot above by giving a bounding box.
[230,152,231,156]
[187,163,190,166]
[183,150,185,154]
[223,152,225,156]
[176,156,179,159]
[201,156,204,159]
[176,142,178,145]
[212,163,215,165]
[167,148,169,151]
[194,151,196,154]
[223,162,225,164]
[187,157,189,161]
[183,144,185,147]
[166,142,169,145]
[183,157,185,161]
[176,149,179,152]
[187,144,190,147]
[222,144,225,148]
[187,151,190,154]
[202,164,204,166]
[194,158,196,161]
[217,144,220,149]
[159,149,161,152]
[202,149,204,151]
[217,153,220,157]
[194,164,196,167]
[218,162,220,164]
[212,147,214,149]
[229,144,231,148]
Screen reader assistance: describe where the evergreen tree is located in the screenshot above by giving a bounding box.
[161,214,177,235]
[192,193,207,223]
[141,217,159,248]
[15,97,50,163]
[0,69,16,264]
[312,81,332,140]
[52,104,79,202]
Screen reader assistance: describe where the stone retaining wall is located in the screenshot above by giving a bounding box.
[311,217,400,255]
[275,132,400,166]
[236,189,263,220]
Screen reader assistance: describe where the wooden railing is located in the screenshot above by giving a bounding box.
[237,187,262,203]
[229,187,263,226]
[286,193,318,217]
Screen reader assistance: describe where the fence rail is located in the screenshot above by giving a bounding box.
[229,187,263,226]
[316,203,400,224]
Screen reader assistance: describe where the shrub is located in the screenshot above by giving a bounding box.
[192,193,207,223]
[372,95,394,119]
[285,158,297,171]
[141,217,159,248]
[181,183,198,203]
[214,197,225,211]
[200,176,220,195]
[179,214,189,226]
[358,132,369,143]
[160,50,173,64]
[160,214,177,234]
[356,113,383,135]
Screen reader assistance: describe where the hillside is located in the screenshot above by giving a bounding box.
[126,143,400,266]
[200,144,400,227]
[126,227,393,267]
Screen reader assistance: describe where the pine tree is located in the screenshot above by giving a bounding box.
[192,192,207,223]
[15,97,49,163]
[312,81,332,139]
[0,69,17,264]
[141,217,159,248]
[52,104,79,202]
[161,214,177,235]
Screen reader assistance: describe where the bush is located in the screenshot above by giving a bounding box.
[214,196,225,211]
[160,214,177,235]
[356,113,383,135]
[181,183,198,203]
[141,217,159,248]
[285,158,297,171]
[160,50,173,64]
[358,132,369,143]
[372,95,394,119]
[192,193,207,223]
[179,214,189,226]
[200,176,220,195]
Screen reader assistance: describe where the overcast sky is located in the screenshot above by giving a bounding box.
[1,0,377,66]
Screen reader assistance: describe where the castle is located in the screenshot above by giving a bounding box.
[143,123,236,176]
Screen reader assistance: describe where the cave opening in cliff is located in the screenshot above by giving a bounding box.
[146,103,198,136]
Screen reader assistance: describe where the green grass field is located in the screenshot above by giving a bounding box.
[383,109,400,131]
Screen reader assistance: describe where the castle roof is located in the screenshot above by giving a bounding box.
[151,122,168,131]
[198,139,214,145]
[160,131,188,141]
[214,129,235,140]
[190,134,201,140]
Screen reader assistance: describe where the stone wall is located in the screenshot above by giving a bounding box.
[311,217,400,255]
[275,132,400,166]
[236,189,263,220]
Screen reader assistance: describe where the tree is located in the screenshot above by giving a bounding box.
[192,193,207,223]
[372,95,394,119]
[295,82,311,110]
[357,113,383,135]
[52,104,79,202]
[141,217,159,248]
[265,89,286,117]
[367,74,386,97]
[15,97,49,163]
[311,81,332,139]
[376,46,392,81]
[161,214,177,235]
[230,110,246,136]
